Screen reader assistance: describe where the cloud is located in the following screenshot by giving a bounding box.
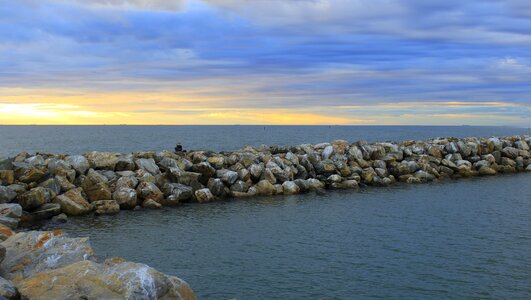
[0,0,530,125]
[58,0,185,10]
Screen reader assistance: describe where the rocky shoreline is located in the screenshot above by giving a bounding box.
[0,135,530,298]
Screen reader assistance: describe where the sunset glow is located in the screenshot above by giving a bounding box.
[1,0,530,125]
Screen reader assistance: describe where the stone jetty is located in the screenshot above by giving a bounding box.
[0,135,530,220]
[0,134,530,298]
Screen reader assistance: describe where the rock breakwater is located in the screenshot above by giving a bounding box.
[0,135,530,223]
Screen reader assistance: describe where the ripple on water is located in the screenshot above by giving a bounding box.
[48,173,531,299]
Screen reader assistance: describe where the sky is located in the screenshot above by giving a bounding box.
[0,0,530,125]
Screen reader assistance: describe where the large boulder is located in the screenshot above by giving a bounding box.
[15,259,195,300]
[254,180,276,196]
[14,166,46,184]
[0,170,14,185]
[0,187,17,204]
[194,188,214,203]
[53,188,92,216]
[112,187,138,209]
[0,204,22,220]
[1,231,195,299]
[282,181,300,195]
[135,158,160,175]
[66,155,90,175]
[136,182,164,203]
[0,230,94,280]
[216,169,239,186]
[84,152,120,170]
[17,187,51,211]
[93,200,120,215]
[81,170,112,202]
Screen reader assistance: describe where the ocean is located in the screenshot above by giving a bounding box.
[5,125,530,299]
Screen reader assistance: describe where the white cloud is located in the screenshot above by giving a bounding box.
[63,0,186,10]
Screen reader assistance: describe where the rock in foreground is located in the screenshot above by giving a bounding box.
[0,230,195,300]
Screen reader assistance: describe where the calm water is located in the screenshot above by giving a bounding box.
[1,125,529,156]
[46,174,531,299]
[7,126,531,299]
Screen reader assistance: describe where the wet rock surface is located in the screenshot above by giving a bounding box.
[0,230,195,300]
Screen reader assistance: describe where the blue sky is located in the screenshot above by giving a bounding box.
[0,0,530,125]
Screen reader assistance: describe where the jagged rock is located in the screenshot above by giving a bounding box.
[501,147,519,159]
[135,158,160,175]
[230,181,249,193]
[55,175,76,192]
[249,163,264,181]
[53,188,92,216]
[15,259,195,300]
[0,204,22,220]
[93,200,120,215]
[158,157,179,172]
[282,181,300,195]
[85,152,120,170]
[195,188,214,203]
[0,276,19,300]
[0,230,94,280]
[161,183,193,205]
[115,155,136,171]
[112,187,138,209]
[66,155,90,175]
[136,182,164,203]
[216,169,239,186]
[255,180,275,196]
[207,178,225,197]
[14,165,46,184]
[18,187,51,211]
[81,169,112,202]
[478,166,497,176]
[30,203,62,220]
[142,199,162,209]
[0,187,17,204]
[0,171,14,185]
[39,178,61,195]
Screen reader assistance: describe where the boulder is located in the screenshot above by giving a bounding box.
[0,204,22,220]
[161,183,193,205]
[115,155,136,171]
[307,178,325,190]
[85,152,120,170]
[207,178,225,197]
[81,170,112,202]
[66,155,90,175]
[501,147,519,159]
[15,259,195,300]
[55,175,76,192]
[0,230,94,280]
[18,187,51,211]
[478,166,497,176]
[0,170,14,185]
[194,188,214,203]
[30,203,62,220]
[14,166,46,183]
[112,187,138,209]
[282,181,300,195]
[249,164,264,181]
[255,180,276,196]
[93,200,120,215]
[136,182,164,204]
[0,187,17,204]
[216,169,239,186]
[39,177,61,195]
[53,188,92,216]
[0,225,14,241]
[142,199,162,209]
[0,276,19,300]
[230,181,249,193]
[135,158,160,175]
